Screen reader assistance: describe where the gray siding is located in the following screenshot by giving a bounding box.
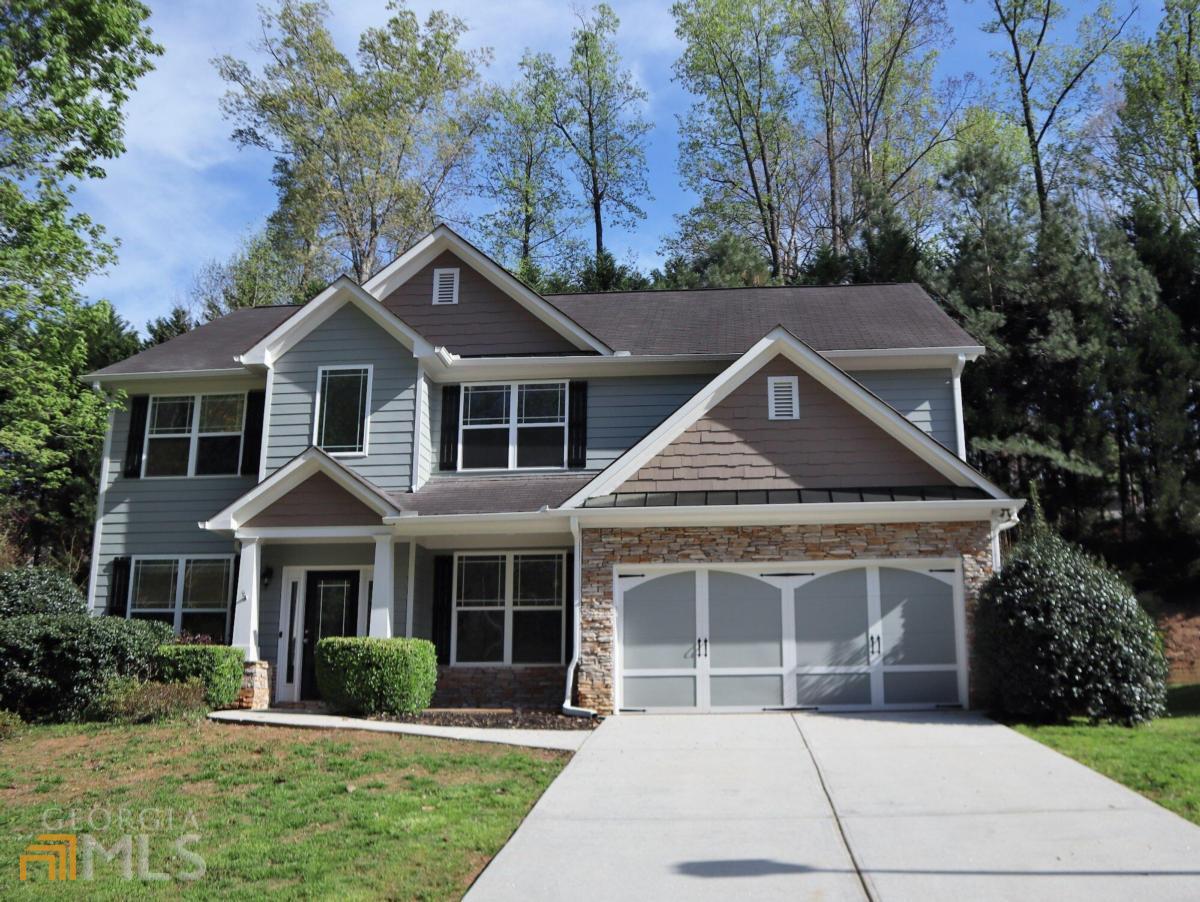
[852,369,956,450]
[411,544,436,640]
[266,304,417,491]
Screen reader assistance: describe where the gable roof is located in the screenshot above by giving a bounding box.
[562,326,1010,508]
[546,283,980,355]
[363,224,611,354]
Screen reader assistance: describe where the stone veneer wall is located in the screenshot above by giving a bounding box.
[577,522,994,715]
[433,665,565,709]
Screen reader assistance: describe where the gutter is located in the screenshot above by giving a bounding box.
[562,515,597,718]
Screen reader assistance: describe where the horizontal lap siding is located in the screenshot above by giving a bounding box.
[266,304,417,491]
[853,369,955,450]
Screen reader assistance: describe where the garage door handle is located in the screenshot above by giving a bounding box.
[702,638,708,657]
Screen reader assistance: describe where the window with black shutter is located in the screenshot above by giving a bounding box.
[454,381,568,470]
[107,556,131,616]
[239,389,266,476]
[123,396,149,478]
[567,381,587,468]
[136,392,249,478]
[439,385,460,471]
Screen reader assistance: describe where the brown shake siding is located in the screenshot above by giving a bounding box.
[380,251,580,356]
[245,472,382,527]
[619,357,951,492]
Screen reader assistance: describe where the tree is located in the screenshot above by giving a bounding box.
[653,232,774,288]
[534,4,651,269]
[216,0,490,282]
[143,304,196,347]
[187,229,325,322]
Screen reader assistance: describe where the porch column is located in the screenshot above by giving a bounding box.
[231,538,261,661]
[370,535,394,637]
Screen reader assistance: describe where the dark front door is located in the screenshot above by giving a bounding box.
[301,570,360,700]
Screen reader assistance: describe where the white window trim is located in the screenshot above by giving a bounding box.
[141,392,248,480]
[767,375,800,420]
[450,550,568,667]
[126,553,235,636]
[432,267,460,305]
[312,364,373,458]
[457,380,569,472]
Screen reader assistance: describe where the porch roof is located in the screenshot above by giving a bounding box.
[391,474,595,516]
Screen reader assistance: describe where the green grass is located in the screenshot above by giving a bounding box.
[1015,683,1200,826]
[0,720,567,899]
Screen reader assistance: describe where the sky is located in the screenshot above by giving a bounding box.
[73,0,1160,333]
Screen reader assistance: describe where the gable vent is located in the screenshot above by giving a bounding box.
[432,268,459,305]
[767,375,799,420]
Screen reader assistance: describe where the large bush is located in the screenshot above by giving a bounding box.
[316,637,437,716]
[0,566,86,618]
[0,615,173,722]
[975,523,1167,725]
[155,644,244,709]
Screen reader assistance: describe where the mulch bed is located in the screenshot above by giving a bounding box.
[380,708,601,731]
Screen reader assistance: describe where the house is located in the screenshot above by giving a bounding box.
[84,225,1022,714]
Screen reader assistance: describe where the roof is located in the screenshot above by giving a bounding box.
[89,305,301,377]
[582,485,992,508]
[544,283,977,355]
[391,474,595,516]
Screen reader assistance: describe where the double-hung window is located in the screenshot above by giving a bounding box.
[452,552,566,665]
[459,382,567,469]
[314,365,372,456]
[128,555,233,639]
[143,393,246,477]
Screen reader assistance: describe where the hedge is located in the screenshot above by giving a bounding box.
[155,644,245,709]
[0,615,173,722]
[315,637,437,715]
[0,566,86,618]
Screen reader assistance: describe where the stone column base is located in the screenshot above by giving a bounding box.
[236,660,271,710]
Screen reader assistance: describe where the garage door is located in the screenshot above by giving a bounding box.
[617,564,964,712]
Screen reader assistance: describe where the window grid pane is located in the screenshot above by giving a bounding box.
[149,397,193,435]
[183,560,232,609]
[456,556,506,607]
[517,384,565,424]
[199,394,245,433]
[131,560,179,610]
[514,554,564,607]
[318,368,369,453]
[463,385,510,426]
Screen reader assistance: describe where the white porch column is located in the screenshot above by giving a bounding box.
[231,538,261,661]
[370,535,394,637]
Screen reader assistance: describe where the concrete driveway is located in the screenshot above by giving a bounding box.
[466,711,1200,901]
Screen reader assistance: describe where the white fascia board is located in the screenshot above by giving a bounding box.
[361,225,612,355]
[82,368,258,387]
[828,346,985,371]
[562,327,1010,508]
[237,277,434,366]
[234,526,393,541]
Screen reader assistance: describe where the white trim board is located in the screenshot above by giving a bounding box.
[561,326,1012,508]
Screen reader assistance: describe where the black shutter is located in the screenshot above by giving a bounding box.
[567,381,588,469]
[107,556,131,617]
[432,555,453,664]
[240,389,266,477]
[439,385,460,472]
[122,395,149,478]
[227,553,241,645]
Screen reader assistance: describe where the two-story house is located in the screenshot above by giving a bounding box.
[85,226,1022,715]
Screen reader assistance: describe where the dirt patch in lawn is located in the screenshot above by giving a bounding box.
[1159,605,1200,683]
[381,708,601,731]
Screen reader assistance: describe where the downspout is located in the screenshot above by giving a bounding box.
[562,515,597,718]
[991,506,1021,573]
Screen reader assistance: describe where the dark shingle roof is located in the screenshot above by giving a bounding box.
[544,283,977,355]
[88,305,302,377]
[391,474,594,516]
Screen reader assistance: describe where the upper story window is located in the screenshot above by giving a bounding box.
[314,365,372,456]
[143,393,246,477]
[459,381,566,470]
[767,376,800,420]
[432,268,459,304]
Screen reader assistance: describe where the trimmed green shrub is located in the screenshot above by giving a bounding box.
[315,637,437,715]
[0,615,173,722]
[0,709,22,741]
[155,644,244,709]
[975,521,1167,725]
[0,566,86,618]
[96,676,208,724]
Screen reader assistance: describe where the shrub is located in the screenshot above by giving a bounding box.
[155,644,244,709]
[96,676,208,724]
[0,565,86,618]
[975,521,1168,725]
[315,637,437,716]
[0,615,173,722]
[0,709,22,742]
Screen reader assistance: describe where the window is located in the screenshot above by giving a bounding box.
[143,393,246,477]
[452,552,566,665]
[767,375,800,420]
[315,366,371,455]
[129,555,233,639]
[432,267,459,304]
[459,382,567,470]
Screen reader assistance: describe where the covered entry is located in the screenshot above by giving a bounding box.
[615,562,965,712]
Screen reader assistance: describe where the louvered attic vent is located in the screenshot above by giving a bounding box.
[432,267,459,305]
[767,375,799,420]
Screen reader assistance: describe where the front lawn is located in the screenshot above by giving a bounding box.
[1015,683,1200,826]
[0,721,566,899]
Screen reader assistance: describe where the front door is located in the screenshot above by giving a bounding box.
[300,570,361,700]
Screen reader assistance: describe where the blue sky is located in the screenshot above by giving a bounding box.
[75,0,1157,332]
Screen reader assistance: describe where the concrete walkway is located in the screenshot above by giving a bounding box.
[467,711,1200,901]
[208,709,592,752]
